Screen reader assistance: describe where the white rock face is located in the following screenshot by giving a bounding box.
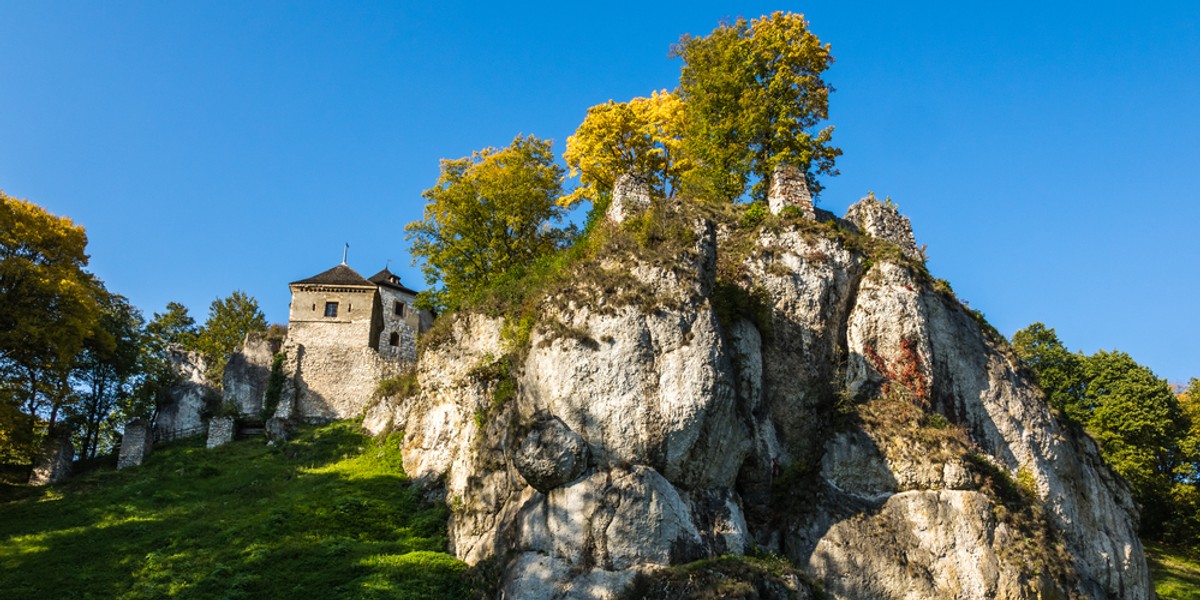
[156,346,214,437]
[375,204,1150,599]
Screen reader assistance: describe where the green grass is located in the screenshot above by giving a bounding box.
[1149,544,1200,599]
[0,421,468,599]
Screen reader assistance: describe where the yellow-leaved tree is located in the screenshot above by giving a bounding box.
[560,90,691,208]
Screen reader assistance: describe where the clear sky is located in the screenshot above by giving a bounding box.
[2,2,1197,382]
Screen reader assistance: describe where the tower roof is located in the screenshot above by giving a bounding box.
[290,264,374,287]
[369,268,419,295]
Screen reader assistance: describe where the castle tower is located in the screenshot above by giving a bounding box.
[287,263,382,351]
[368,267,430,361]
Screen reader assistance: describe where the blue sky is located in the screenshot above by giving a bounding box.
[2,2,1197,382]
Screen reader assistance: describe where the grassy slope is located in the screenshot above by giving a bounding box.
[0,422,468,599]
[1149,544,1200,600]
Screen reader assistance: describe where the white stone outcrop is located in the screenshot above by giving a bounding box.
[366,201,1151,599]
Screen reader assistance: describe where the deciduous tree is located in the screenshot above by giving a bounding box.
[405,135,571,312]
[673,12,841,202]
[195,291,267,386]
[0,191,99,459]
[561,91,690,208]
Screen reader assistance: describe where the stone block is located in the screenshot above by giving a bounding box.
[767,163,814,217]
[607,172,652,224]
[206,416,236,449]
[117,420,153,469]
[29,429,74,485]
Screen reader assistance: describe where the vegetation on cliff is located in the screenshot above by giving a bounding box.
[1014,323,1200,551]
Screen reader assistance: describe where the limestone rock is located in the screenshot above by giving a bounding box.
[222,331,281,417]
[844,194,922,262]
[372,201,1150,599]
[155,346,214,438]
[514,415,590,493]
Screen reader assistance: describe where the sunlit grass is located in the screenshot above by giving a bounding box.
[0,421,467,599]
[1148,544,1200,600]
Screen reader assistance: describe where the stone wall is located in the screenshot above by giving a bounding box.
[275,341,405,423]
[223,331,282,417]
[206,416,235,448]
[607,172,652,223]
[117,420,153,469]
[28,430,73,485]
[767,163,814,217]
[377,285,421,361]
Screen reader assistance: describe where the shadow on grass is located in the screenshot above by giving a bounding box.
[0,422,468,599]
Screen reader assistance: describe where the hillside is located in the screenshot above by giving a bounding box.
[0,422,470,599]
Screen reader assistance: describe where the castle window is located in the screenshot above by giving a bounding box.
[394,301,406,317]
[324,302,338,317]
[389,332,400,346]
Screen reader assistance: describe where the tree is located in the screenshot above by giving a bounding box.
[67,290,144,459]
[1012,322,1087,421]
[673,12,841,202]
[405,135,571,312]
[0,191,100,460]
[146,301,199,351]
[195,291,267,386]
[561,91,690,208]
[1082,350,1185,536]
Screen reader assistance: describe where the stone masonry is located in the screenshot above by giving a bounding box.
[117,420,153,469]
[607,172,653,224]
[28,429,73,485]
[206,416,236,449]
[767,163,815,217]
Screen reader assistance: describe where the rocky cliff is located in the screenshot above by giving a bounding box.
[365,195,1150,600]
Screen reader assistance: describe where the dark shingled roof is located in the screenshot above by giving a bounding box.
[369,268,419,295]
[290,264,375,287]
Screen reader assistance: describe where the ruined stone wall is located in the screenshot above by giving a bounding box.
[28,430,73,485]
[117,420,153,469]
[206,416,235,448]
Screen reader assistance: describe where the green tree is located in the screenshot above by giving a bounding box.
[1082,350,1185,537]
[0,191,100,460]
[1012,322,1087,421]
[195,291,267,386]
[146,301,199,350]
[405,135,571,312]
[67,290,144,459]
[673,11,841,202]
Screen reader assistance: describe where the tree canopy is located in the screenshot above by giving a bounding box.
[673,11,841,202]
[1014,322,1199,543]
[561,90,690,208]
[405,135,571,313]
[0,191,101,461]
[195,291,267,386]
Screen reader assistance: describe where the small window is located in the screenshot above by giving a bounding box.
[394,301,406,317]
[389,332,400,346]
[324,302,338,317]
